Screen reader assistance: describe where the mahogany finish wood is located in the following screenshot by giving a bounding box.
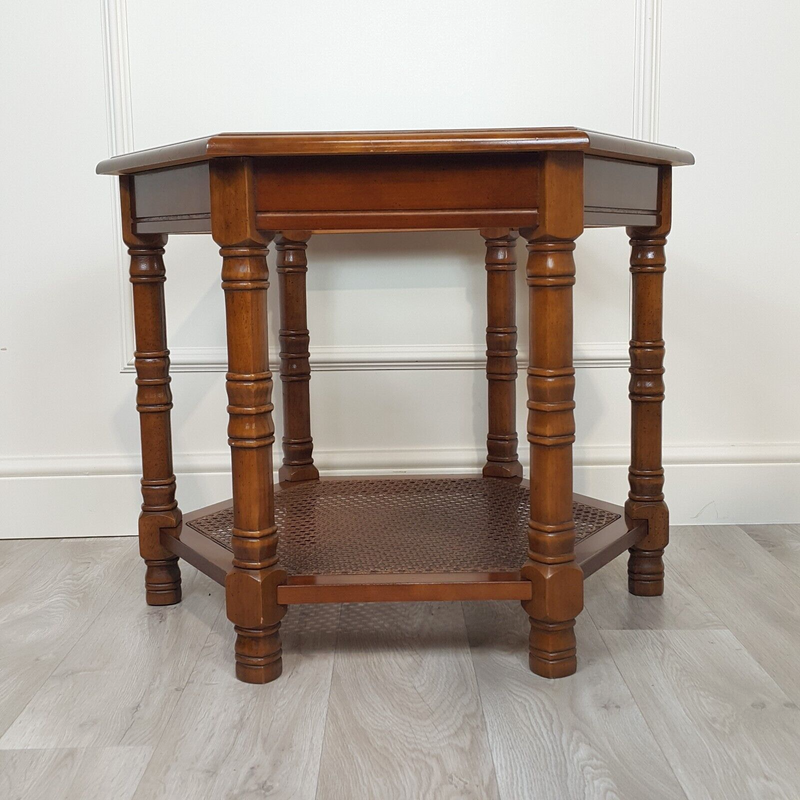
[161,483,645,603]
[211,157,286,684]
[97,127,693,175]
[252,152,540,233]
[626,168,672,597]
[481,229,523,479]
[100,128,692,685]
[121,176,182,607]
[275,232,319,484]
[520,152,584,679]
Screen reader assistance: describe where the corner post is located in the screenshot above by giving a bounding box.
[210,157,286,683]
[626,167,671,596]
[519,152,584,678]
[121,176,182,606]
[480,228,523,480]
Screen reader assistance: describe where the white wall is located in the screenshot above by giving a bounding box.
[1,0,798,538]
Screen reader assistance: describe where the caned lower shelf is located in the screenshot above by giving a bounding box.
[163,475,646,604]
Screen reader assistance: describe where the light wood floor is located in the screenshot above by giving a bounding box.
[2,525,799,799]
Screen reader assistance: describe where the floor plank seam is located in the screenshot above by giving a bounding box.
[586,603,691,800]
[742,524,800,583]
[129,596,227,797]
[313,603,342,800]
[460,601,504,800]
[669,557,800,708]
[0,542,140,743]
[666,534,800,704]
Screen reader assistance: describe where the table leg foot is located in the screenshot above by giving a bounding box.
[482,461,524,480]
[626,496,669,598]
[628,547,665,596]
[234,624,283,684]
[144,557,182,606]
[278,463,320,484]
[528,619,577,678]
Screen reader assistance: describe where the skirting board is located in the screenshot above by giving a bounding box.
[1,444,798,538]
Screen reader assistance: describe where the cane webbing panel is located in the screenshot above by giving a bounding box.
[187,477,620,576]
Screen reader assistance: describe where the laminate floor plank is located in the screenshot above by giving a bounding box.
[667,526,800,701]
[0,746,152,800]
[0,539,51,594]
[5,531,800,799]
[603,629,800,800]
[741,524,800,579]
[464,600,686,800]
[584,551,725,632]
[0,537,137,737]
[316,602,500,800]
[132,604,339,800]
[0,562,222,749]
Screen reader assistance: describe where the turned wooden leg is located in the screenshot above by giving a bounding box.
[276,232,319,484]
[521,234,582,677]
[626,167,672,596]
[519,153,584,678]
[211,158,286,684]
[481,229,523,480]
[121,176,181,606]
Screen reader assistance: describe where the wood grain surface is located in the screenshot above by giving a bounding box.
[667,526,800,701]
[3,527,800,798]
[133,605,338,799]
[96,127,694,175]
[743,524,800,579]
[0,565,221,749]
[316,602,500,800]
[0,746,152,800]
[603,629,800,799]
[0,538,137,738]
[584,553,724,632]
[463,600,686,799]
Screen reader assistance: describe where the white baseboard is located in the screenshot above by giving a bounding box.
[1,443,798,538]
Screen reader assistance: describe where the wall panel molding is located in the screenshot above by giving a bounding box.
[120,341,629,373]
[101,2,642,375]
[101,0,137,371]
[633,0,662,141]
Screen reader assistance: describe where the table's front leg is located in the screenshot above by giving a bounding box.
[626,167,672,596]
[481,229,523,480]
[521,233,583,678]
[519,152,584,678]
[211,158,286,684]
[121,176,182,606]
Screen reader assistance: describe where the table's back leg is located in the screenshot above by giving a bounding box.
[275,232,319,484]
[481,229,523,480]
[121,176,182,606]
[211,158,287,684]
[626,167,672,596]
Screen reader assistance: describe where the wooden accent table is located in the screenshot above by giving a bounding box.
[97,128,693,684]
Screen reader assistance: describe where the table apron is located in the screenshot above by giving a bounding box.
[128,154,662,235]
